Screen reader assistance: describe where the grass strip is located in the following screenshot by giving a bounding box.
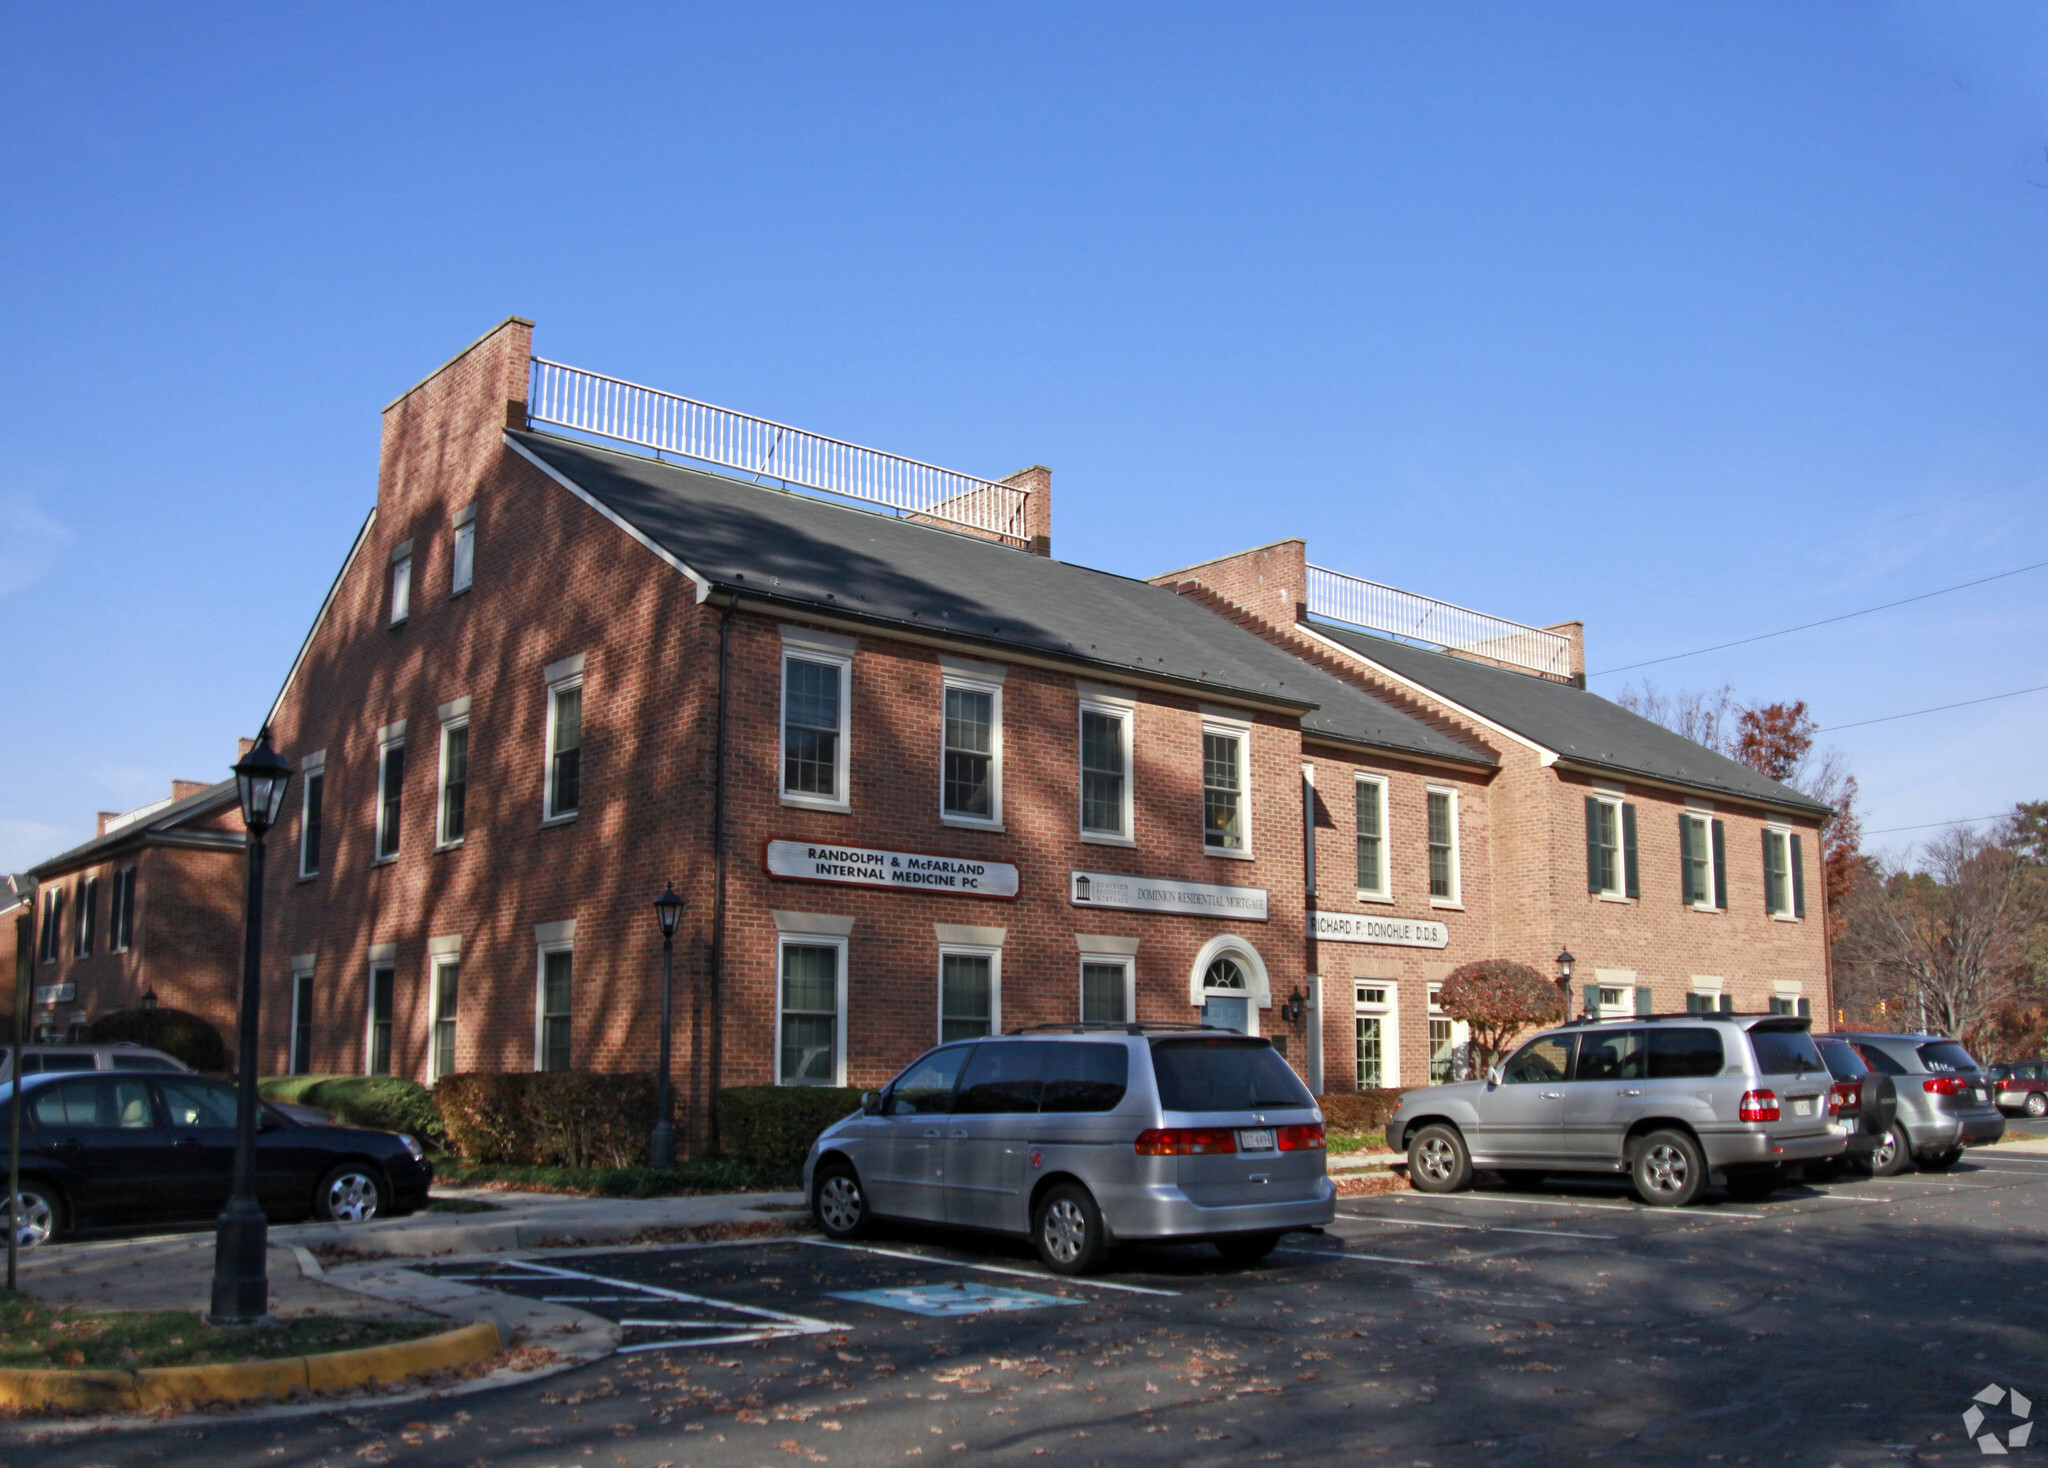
[0,1292,436,1371]
[433,1157,802,1198]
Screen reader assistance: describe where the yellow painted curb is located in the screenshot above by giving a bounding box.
[0,1319,501,1414]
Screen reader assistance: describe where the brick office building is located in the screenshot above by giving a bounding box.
[256,318,1830,1134]
[21,776,248,1042]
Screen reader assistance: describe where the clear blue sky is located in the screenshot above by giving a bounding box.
[4,3,2045,870]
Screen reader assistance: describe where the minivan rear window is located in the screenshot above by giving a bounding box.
[1040,1044,1129,1113]
[1151,1038,1312,1112]
[1747,1027,1824,1077]
[1646,1028,1725,1079]
[1917,1041,1981,1074]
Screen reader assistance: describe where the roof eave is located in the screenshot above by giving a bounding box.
[1549,756,1833,821]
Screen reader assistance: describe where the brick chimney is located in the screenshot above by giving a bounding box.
[237,736,257,760]
[95,812,121,837]
[1001,465,1053,556]
[380,316,536,528]
[1544,621,1586,687]
[1147,539,1306,633]
[171,780,212,803]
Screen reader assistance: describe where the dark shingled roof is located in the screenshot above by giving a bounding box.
[1308,620,1830,816]
[510,430,1494,769]
[28,779,242,880]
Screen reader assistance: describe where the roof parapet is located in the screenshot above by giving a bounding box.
[1305,563,1577,682]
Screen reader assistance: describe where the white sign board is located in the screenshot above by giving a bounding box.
[32,983,75,1007]
[766,840,1019,899]
[1069,870,1268,922]
[1312,912,1449,949]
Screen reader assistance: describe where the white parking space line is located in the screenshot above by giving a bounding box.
[485,1258,849,1349]
[1337,1215,1613,1241]
[1376,1193,1768,1221]
[799,1237,1180,1296]
[1275,1247,1438,1266]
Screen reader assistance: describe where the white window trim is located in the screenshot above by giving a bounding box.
[939,673,1005,830]
[427,953,459,1083]
[1426,784,1462,909]
[1354,979,1398,1089]
[1590,968,1637,1020]
[1077,699,1135,845]
[364,950,396,1078]
[775,932,848,1087]
[1200,720,1253,860]
[1190,934,1268,1035]
[1353,772,1392,902]
[450,505,476,596]
[437,714,469,849]
[1764,824,1797,920]
[389,547,412,626]
[542,671,584,825]
[937,943,1003,1044]
[374,735,404,865]
[779,647,853,813]
[1683,812,1717,912]
[1425,981,1470,1083]
[289,960,316,1075]
[1077,953,1136,1026]
[1590,791,1626,900]
[534,938,574,1072]
[298,761,324,879]
[109,865,135,953]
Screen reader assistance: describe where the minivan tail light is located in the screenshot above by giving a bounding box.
[1276,1123,1326,1152]
[1739,1089,1780,1123]
[1923,1076,1969,1096]
[1134,1128,1238,1156]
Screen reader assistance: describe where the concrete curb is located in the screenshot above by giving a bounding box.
[0,1319,500,1415]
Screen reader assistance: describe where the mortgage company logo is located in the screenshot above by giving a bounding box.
[1964,1383,2034,1455]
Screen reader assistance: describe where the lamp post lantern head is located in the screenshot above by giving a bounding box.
[141,988,157,1015]
[233,729,292,835]
[1556,950,1574,982]
[653,881,683,940]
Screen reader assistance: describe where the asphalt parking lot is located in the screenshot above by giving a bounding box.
[11,1150,2048,1467]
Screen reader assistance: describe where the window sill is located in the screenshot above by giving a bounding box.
[1355,890,1395,905]
[1596,892,1632,904]
[434,839,465,853]
[296,873,319,885]
[1204,846,1255,862]
[449,585,470,599]
[371,855,397,867]
[1689,902,1721,915]
[539,813,578,830]
[1770,912,1801,924]
[940,817,1004,833]
[780,794,851,814]
[1080,830,1137,847]
[1429,899,1465,911]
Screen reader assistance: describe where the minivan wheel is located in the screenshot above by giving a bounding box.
[2025,1093,2047,1118]
[1917,1146,1964,1172]
[813,1163,870,1239]
[1631,1129,1705,1207]
[313,1165,385,1223]
[1033,1183,1109,1276]
[6,1184,61,1249]
[1214,1231,1282,1265]
[1407,1124,1473,1194]
[1869,1122,1913,1177]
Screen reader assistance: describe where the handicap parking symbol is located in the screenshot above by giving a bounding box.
[828,1282,1083,1317]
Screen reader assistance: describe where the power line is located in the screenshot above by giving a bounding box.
[1815,683,2048,733]
[1590,556,2048,677]
[1862,813,2010,837]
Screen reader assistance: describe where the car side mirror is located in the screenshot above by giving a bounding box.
[1487,1064,1504,1088]
[861,1090,882,1116]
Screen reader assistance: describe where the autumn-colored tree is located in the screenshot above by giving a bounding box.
[1436,960,1566,1073]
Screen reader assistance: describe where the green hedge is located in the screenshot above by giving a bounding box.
[259,1075,445,1147]
[435,1157,800,1197]
[436,1072,656,1168]
[715,1086,867,1170]
[1317,1089,1415,1135]
[85,1006,228,1073]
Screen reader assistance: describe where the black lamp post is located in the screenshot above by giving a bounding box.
[1556,949,1576,1015]
[649,882,684,1170]
[210,729,291,1326]
[140,987,158,1053]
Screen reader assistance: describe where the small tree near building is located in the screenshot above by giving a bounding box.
[1437,960,1565,1074]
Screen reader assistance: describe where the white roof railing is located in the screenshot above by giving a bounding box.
[1306,563,1574,680]
[527,358,1032,542]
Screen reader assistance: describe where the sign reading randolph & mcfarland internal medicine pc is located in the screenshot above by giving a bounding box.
[766,840,1020,898]
[1068,870,1268,922]
[1311,912,1449,948]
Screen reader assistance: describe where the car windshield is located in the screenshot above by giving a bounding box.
[1151,1038,1312,1111]
[1917,1041,1982,1074]
[1816,1041,1869,1081]
[1748,1026,1824,1077]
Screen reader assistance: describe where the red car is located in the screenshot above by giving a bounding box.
[1808,1037,1898,1179]
[1990,1062,2048,1118]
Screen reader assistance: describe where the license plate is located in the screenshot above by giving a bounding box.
[1792,1098,1814,1117]
[1238,1129,1275,1152]
[1974,1090,1987,1105]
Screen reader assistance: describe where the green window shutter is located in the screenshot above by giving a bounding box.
[1711,819,1727,909]
[1762,829,1775,914]
[1622,803,1640,899]
[1790,834,1807,918]
[1678,815,1695,906]
[1635,985,1653,1015]
[1584,796,1601,894]
[1797,997,1811,1019]
[1718,993,1733,1014]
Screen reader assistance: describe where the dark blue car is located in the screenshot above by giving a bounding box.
[0,1070,431,1246]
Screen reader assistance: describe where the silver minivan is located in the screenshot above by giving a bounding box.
[803,1026,1336,1275]
[1823,1032,2005,1173]
[0,1044,189,1082]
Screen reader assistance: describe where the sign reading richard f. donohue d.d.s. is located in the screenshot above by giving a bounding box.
[765,840,1020,898]
[1311,912,1449,949]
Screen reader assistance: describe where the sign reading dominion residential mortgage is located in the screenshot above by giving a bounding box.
[1069,870,1269,922]
[766,840,1020,898]
[1311,912,1450,948]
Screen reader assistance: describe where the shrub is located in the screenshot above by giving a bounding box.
[258,1075,445,1147]
[715,1086,868,1171]
[1317,1089,1415,1135]
[435,1072,657,1168]
[1437,959,1566,1071]
[84,1006,228,1073]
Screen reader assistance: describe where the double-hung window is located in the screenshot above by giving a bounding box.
[1426,787,1460,905]
[430,955,459,1082]
[1355,983,1393,1090]
[1354,774,1389,899]
[450,504,475,595]
[375,728,405,862]
[73,876,96,958]
[538,945,573,1071]
[389,541,412,626]
[780,635,852,810]
[290,964,315,1075]
[1679,810,1726,910]
[1080,958,1132,1025]
[1202,722,1249,855]
[778,937,844,1085]
[38,890,62,964]
[108,867,136,952]
[940,672,1002,826]
[1078,698,1133,841]
[1584,791,1639,900]
[940,948,999,1042]
[299,756,325,878]
[366,962,395,1076]
[438,713,469,846]
[1763,827,1804,919]
[546,677,582,822]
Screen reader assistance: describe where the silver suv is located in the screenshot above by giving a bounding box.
[803,1026,1336,1274]
[1388,1013,1846,1206]
[1820,1032,2004,1174]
